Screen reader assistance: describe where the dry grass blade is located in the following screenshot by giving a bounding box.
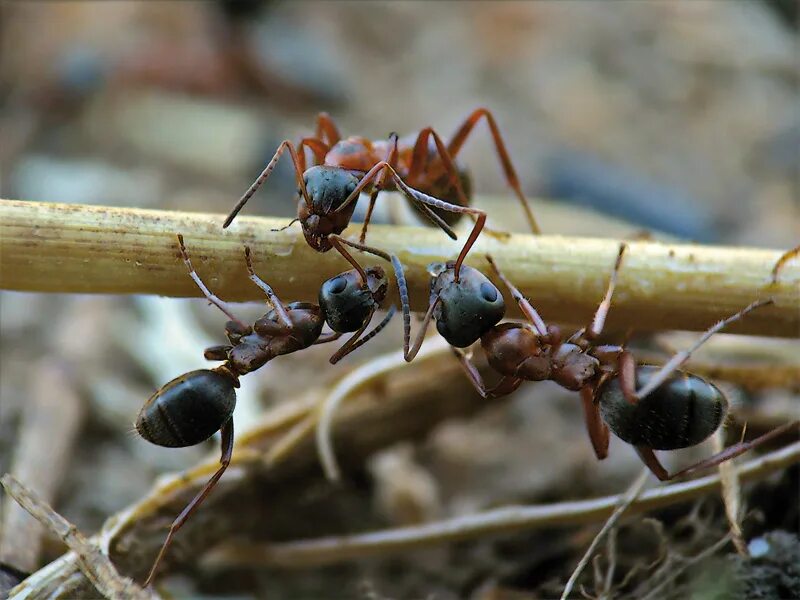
[0,475,157,600]
[205,441,800,569]
[560,469,650,600]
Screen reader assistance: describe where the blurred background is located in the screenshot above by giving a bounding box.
[1,2,798,598]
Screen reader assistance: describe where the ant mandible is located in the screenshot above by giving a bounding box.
[420,246,797,480]
[136,233,412,584]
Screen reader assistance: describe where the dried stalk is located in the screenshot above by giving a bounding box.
[0,476,156,600]
[205,441,800,569]
[1,199,798,337]
[0,364,85,572]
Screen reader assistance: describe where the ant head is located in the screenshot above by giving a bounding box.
[299,166,360,252]
[319,266,387,333]
[430,262,506,348]
[598,365,728,450]
[136,369,237,448]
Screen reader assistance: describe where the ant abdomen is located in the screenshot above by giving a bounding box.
[136,369,237,448]
[431,263,506,348]
[598,366,728,450]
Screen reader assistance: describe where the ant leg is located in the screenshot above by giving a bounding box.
[333,162,486,280]
[243,246,293,330]
[634,446,670,481]
[204,345,232,361]
[224,140,311,228]
[405,295,441,362]
[635,421,800,481]
[298,137,329,167]
[314,331,343,345]
[635,299,774,402]
[446,107,540,234]
[616,351,639,405]
[408,127,469,208]
[668,421,799,479]
[451,347,522,399]
[176,235,248,330]
[771,244,800,284]
[584,243,627,342]
[485,254,549,337]
[581,384,610,460]
[316,112,341,146]
[329,235,370,287]
[144,419,234,586]
[359,133,400,244]
[329,306,397,364]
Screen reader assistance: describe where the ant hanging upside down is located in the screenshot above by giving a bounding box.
[135,233,414,585]
[223,108,538,282]
[410,246,799,481]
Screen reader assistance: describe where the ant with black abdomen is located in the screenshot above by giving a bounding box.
[407,245,798,481]
[136,232,413,585]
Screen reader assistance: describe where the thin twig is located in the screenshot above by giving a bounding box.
[0,363,86,572]
[205,441,800,569]
[561,469,649,600]
[1,199,798,337]
[714,427,747,556]
[0,475,157,600]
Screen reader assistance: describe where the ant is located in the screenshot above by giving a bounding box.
[307,108,540,236]
[135,233,412,585]
[413,246,798,480]
[223,108,538,282]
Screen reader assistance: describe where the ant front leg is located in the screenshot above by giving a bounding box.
[446,108,540,234]
[634,421,799,481]
[224,140,312,228]
[334,161,485,281]
[144,419,234,586]
[177,234,249,331]
[451,347,522,399]
[634,298,774,402]
[485,255,549,338]
[583,243,627,342]
[329,306,397,364]
[408,127,470,208]
[243,246,293,330]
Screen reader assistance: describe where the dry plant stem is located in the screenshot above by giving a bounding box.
[207,441,800,569]
[0,363,86,572]
[1,199,798,337]
[0,476,156,600]
[560,469,649,600]
[714,428,747,556]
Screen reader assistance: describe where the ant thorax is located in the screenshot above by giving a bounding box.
[550,343,600,391]
[324,137,377,172]
[226,304,325,374]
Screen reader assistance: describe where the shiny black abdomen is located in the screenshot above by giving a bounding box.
[598,366,727,450]
[136,369,237,448]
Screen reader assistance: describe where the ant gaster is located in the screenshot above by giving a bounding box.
[422,246,797,480]
[136,233,412,585]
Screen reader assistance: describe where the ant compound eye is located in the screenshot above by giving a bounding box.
[480,282,499,303]
[327,277,347,294]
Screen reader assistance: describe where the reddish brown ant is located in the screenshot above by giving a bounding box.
[412,247,798,480]
[136,233,412,584]
[223,108,539,281]
[308,108,540,236]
